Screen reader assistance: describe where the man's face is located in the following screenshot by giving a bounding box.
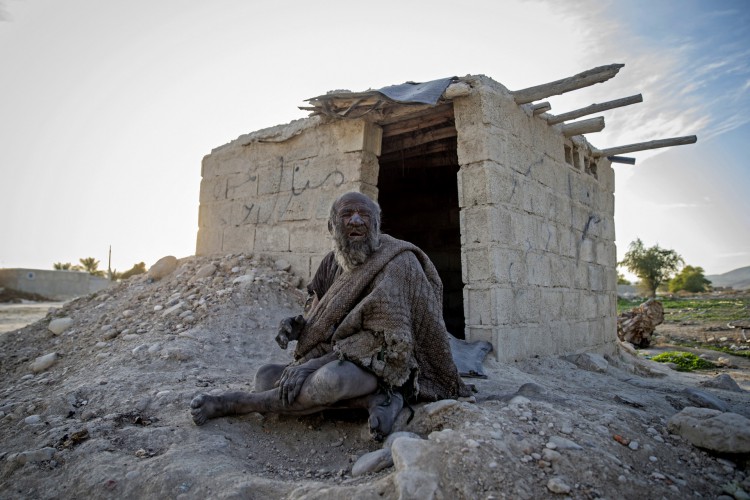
[330,193,380,270]
[336,196,374,243]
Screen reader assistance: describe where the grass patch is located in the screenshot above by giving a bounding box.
[664,339,750,359]
[650,351,717,371]
[617,296,750,323]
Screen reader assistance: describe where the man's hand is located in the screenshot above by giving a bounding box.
[277,363,317,406]
[275,315,305,350]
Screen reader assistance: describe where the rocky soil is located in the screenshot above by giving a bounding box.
[1,254,749,499]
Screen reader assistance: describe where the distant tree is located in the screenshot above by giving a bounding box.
[669,265,711,293]
[53,262,73,270]
[619,239,684,298]
[119,262,147,280]
[78,257,106,277]
[617,272,631,285]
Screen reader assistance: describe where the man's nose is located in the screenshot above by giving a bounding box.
[349,213,364,225]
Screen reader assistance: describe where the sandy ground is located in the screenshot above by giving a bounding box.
[0,302,66,334]
[1,256,749,499]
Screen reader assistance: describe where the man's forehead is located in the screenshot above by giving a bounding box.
[335,193,374,212]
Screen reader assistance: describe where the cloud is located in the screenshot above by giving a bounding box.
[542,0,749,158]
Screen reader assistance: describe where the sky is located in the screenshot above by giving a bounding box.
[0,0,748,278]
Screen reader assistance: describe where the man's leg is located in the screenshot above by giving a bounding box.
[190,360,378,424]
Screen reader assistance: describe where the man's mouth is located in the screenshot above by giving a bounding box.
[348,230,366,240]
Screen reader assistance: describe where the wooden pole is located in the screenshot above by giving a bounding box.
[531,102,551,115]
[546,94,643,125]
[594,135,698,157]
[607,156,636,165]
[561,117,605,137]
[512,64,625,104]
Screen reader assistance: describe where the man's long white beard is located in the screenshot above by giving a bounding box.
[332,225,381,272]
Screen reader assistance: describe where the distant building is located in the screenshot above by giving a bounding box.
[0,269,110,301]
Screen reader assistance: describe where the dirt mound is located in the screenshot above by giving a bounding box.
[1,253,749,499]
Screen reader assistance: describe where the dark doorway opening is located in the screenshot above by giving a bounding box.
[376,104,465,338]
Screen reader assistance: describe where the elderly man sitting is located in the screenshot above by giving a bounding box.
[190,192,471,439]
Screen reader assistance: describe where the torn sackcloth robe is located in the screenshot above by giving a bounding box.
[294,234,471,402]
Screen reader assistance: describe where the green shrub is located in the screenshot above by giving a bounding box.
[650,351,716,371]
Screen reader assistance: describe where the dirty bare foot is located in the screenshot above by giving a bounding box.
[190,394,231,425]
[367,392,404,441]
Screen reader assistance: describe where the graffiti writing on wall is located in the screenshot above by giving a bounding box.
[240,157,345,224]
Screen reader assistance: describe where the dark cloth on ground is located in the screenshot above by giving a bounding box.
[294,234,471,402]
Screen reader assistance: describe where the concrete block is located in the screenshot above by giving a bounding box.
[561,289,582,320]
[198,201,233,228]
[196,226,223,256]
[514,287,541,323]
[222,225,255,254]
[456,123,509,166]
[581,292,598,319]
[199,176,227,203]
[255,226,290,252]
[494,327,525,363]
[596,292,610,319]
[501,134,535,176]
[556,225,575,258]
[289,223,329,253]
[573,260,589,290]
[588,264,604,291]
[459,205,513,246]
[579,238,595,263]
[457,160,520,208]
[231,193,278,225]
[541,289,564,322]
[225,171,258,200]
[465,326,494,347]
[279,189,318,222]
[491,287,516,325]
[257,158,292,195]
[550,256,573,288]
[523,181,554,219]
[540,223,559,253]
[462,247,490,284]
[510,211,539,251]
[465,287,492,327]
[314,188,342,220]
[490,247,527,285]
[526,251,551,286]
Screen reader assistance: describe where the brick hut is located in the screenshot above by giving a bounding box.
[196,64,696,362]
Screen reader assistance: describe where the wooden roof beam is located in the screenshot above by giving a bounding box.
[512,64,625,104]
[594,135,698,157]
[380,125,457,155]
[561,117,605,137]
[607,156,636,165]
[546,94,643,125]
[531,102,551,115]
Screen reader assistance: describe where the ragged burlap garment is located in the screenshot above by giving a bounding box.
[293,234,471,402]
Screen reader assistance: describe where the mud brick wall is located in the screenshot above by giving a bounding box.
[197,118,382,282]
[453,76,617,361]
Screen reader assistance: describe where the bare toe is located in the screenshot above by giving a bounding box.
[190,394,219,425]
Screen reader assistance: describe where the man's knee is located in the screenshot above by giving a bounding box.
[254,363,285,392]
[306,361,377,401]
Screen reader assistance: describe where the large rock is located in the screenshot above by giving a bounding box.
[562,353,608,373]
[48,317,73,335]
[699,374,744,393]
[30,352,59,373]
[148,256,178,281]
[667,407,750,453]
